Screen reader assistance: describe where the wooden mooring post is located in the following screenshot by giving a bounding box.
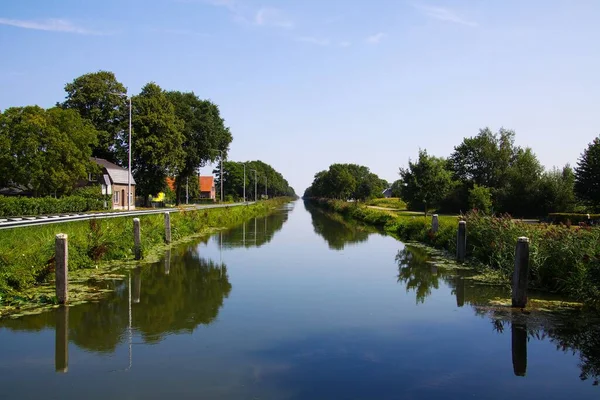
[456,221,466,263]
[164,212,171,244]
[133,218,141,260]
[431,214,439,233]
[512,237,529,308]
[55,234,68,304]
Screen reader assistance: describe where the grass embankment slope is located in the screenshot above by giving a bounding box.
[0,198,291,303]
[310,198,600,308]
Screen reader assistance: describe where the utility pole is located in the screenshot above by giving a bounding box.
[127,96,132,210]
[251,169,257,202]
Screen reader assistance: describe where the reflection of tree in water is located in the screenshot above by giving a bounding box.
[0,245,231,354]
[305,202,373,250]
[396,246,441,304]
[396,244,600,385]
[218,210,289,249]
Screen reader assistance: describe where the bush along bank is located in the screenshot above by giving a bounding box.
[307,198,600,308]
[0,199,292,301]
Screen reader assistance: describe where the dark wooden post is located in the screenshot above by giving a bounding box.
[164,212,171,244]
[456,221,466,262]
[55,306,69,373]
[431,214,439,233]
[55,234,68,304]
[133,218,141,260]
[512,237,529,308]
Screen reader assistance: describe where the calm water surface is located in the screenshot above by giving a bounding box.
[1,201,600,399]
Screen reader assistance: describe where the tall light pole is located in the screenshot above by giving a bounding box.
[250,169,257,202]
[110,92,132,210]
[127,96,132,210]
[264,176,267,199]
[243,163,246,203]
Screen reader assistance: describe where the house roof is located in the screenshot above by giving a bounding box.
[166,177,176,191]
[92,157,136,185]
[199,176,214,192]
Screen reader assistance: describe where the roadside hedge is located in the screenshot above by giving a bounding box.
[0,195,107,218]
[547,213,600,225]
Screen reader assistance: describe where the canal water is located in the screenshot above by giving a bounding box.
[1,201,599,399]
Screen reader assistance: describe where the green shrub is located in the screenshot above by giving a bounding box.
[468,184,492,214]
[0,195,106,217]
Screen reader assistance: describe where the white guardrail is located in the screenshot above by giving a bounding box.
[0,202,255,230]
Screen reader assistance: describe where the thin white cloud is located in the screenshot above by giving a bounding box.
[296,36,330,46]
[415,5,477,27]
[365,32,387,44]
[255,8,294,29]
[161,28,211,37]
[0,17,104,35]
[339,41,351,48]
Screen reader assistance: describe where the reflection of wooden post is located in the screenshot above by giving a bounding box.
[133,218,141,260]
[512,323,527,376]
[55,234,69,304]
[164,212,171,244]
[133,267,141,304]
[512,237,529,308]
[164,248,171,275]
[55,306,69,373]
[455,277,465,307]
[431,214,439,233]
[457,221,466,263]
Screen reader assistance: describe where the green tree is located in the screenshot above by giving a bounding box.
[390,179,403,197]
[132,83,185,202]
[166,92,232,204]
[538,165,576,214]
[498,148,544,217]
[468,184,493,214]
[399,149,455,215]
[215,160,296,200]
[61,71,128,163]
[303,164,384,201]
[0,106,98,196]
[575,136,600,210]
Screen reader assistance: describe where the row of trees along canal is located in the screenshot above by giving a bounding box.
[305,128,600,217]
[0,71,295,206]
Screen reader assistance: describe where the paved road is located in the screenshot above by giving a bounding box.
[0,202,255,230]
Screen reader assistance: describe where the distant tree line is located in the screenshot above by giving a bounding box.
[0,71,295,204]
[214,160,296,201]
[303,163,388,201]
[395,128,600,217]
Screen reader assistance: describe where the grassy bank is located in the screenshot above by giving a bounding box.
[309,198,600,308]
[0,198,291,300]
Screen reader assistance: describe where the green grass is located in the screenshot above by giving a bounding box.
[365,197,407,210]
[0,198,291,298]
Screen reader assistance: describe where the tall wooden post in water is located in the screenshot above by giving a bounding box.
[512,237,529,308]
[164,212,171,244]
[456,221,466,263]
[55,234,68,304]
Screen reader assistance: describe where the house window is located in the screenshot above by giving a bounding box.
[113,191,120,204]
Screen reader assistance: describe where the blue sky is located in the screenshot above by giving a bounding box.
[1,0,599,193]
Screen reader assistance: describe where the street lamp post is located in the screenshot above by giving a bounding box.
[243,163,246,203]
[110,93,132,210]
[250,169,257,202]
